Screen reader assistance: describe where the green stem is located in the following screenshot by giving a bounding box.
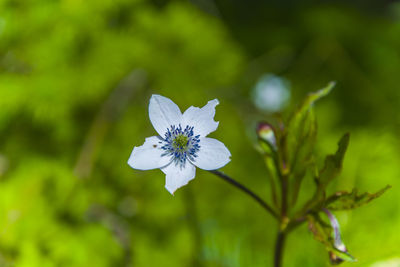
[274,231,286,267]
[276,171,288,266]
[208,170,278,219]
[280,175,288,217]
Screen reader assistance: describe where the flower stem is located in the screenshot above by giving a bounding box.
[274,173,289,267]
[274,231,286,267]
[208,170,278,219]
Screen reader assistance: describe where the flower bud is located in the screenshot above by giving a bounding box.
[257,122,277,150]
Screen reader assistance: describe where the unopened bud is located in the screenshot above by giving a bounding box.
[257,122,277,149]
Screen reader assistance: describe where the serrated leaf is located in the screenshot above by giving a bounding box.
[303,133,350,212]
[318,133,350,186]
[326,185,391,210]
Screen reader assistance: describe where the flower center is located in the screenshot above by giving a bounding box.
[172,135,189,151]
[160,124,200,167]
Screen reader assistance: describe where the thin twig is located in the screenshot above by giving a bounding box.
[208,170,278,219]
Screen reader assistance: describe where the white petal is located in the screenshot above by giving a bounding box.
[127,136,171,170]
[192,137,231,170]
[149,94,182,136]
[161,162,196,195]
[182,99,219,137]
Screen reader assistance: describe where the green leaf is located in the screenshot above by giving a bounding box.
[318,132,350,187]
[301,132,350,213]
[285,82,335,205]
[286,83,335,164]
[307,210,356,265]
[303,133,350,212]
[329,249,356,265]
[307,213,332,248]
[289,109,317,206]
[326,185,391,210]
[288,82,335,128]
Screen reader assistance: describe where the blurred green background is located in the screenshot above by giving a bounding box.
[0,0,399,266]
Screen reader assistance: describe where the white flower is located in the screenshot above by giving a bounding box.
[128,94,231,195]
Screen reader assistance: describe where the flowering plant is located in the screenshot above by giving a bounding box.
[128,84,390,266]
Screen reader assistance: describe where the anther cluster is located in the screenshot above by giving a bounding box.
[160,124,200,167]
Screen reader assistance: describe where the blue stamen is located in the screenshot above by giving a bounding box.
[159,124,201,168]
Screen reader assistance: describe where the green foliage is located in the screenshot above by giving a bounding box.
[257,85,390,265]
[307,213,355,265]
[310,132,350,208]
[326,185,392,211]
[285,82,335,207]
